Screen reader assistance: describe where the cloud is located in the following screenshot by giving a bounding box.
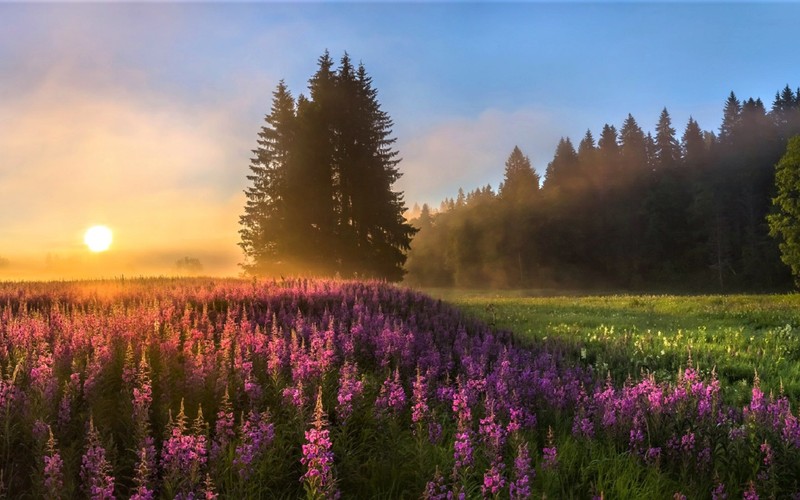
[396,108,568,206]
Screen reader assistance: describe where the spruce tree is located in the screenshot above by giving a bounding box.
[499,146,539,202]
[543,137,579,191]
[655,108,681,170]
[239,51,415,280]
[681,117,706,169]
[239,81,296,274]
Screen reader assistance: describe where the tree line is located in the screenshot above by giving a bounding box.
[406,86,800,291]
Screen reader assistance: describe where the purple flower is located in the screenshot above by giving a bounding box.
[478,407,505,456]
[542,426,558,471]
[301,390,339,499]
[211,387,235,460]
[509,442,533,500]
[336,362,364,423]
[453,430,474,472]
[234,410,275,479]
[428,421,443,445]
[283,381,306,410]
[80,418,115,499]
[711,479,727,500]
[375,367,407,417]
[760,441,774,467]
[161,401,208,495]
[43,427,64,500]
[411,367,430,426]
[645,447,661,465]
[130,446,155,500]
[680,432,695,454]
[481,459,506,497]
[743,481,759,500]
[423,468,448,500]
[452,383,471,428]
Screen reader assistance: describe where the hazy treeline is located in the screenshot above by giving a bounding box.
[406,86,800,291]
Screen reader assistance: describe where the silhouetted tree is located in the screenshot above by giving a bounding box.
[499,146,540,202]
[239,80,296,275]
[654,108,681,171]
[240,51,415,280]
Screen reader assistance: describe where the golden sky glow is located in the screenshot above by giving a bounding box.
[0,67,246,280]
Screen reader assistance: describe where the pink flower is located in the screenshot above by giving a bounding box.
[481,459,505,496]
[509,442,533,500]
[336,362,364,422]
[301,390,339,499]
[80,418,115,499]
[234,410,275,479]
[43,427,64,500]
[375,367,406,417]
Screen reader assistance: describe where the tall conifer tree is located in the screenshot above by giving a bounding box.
[239,52,415,280]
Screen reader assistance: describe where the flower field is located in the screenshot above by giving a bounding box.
[0,279,798,498]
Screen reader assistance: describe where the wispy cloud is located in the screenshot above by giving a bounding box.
[397,108,567,206]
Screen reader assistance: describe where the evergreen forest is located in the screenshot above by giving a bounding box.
[406,87,800,291]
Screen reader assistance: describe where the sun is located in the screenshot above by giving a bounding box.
[84,225,113,253]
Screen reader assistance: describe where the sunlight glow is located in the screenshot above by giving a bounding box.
[84,225,113,252]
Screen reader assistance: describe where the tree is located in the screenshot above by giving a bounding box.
[681,117,706,169]
[543,137,578,191]
[719,91,741,144]
[498,146,539,202]
[239,52,416,281]
[176,257,203,275]
[239,80,296,275]
[655,108,681,170]
[768,136,800,286]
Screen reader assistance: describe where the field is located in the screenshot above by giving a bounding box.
[430,290,800,405]
[0,279,798,499]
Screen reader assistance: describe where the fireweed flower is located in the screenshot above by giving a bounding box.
[161,401,208,494]
[336,362,364,423]
[422,468,448,500]
[375,367,406,417]
[761,441,774,467]
[283,380,306,410]
[542,426,558,471]
[234,409,275,479]
[644,447,661,466]
[80,417,115,499]
[452,382,471,428]
[212,387,235,461]
[43,426,64,500]
[411,366,430,426]
[509,442,533,500]
[301,389,339,500]
[453,430,474,473]
[743,481,759,500]
[711,478,727,500]
[130,447,155,500]
[481,459,506,497]
[478,406,506,456]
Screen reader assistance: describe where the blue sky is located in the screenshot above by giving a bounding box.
[1,2,799,277]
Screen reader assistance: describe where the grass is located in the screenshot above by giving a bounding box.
[425,289,800,406]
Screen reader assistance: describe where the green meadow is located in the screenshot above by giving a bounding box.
[429,290,800,406]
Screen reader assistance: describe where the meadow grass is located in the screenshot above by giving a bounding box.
[428,290,800,406]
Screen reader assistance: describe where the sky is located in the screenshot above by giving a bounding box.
[1,2,799,279]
